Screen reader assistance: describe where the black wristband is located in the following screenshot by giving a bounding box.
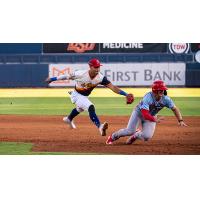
[178,119,183,122]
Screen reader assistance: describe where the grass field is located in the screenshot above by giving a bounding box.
[0,142,65,155]
[0,97,200,116]
[0,142,99,155]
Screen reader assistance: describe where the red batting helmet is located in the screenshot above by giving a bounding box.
[152,80,168,93]
[88,58,102,68]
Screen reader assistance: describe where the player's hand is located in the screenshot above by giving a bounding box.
[45,77,52,84]
[178,121,188,127]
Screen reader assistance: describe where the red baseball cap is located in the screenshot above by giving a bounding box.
[88,58,102,68]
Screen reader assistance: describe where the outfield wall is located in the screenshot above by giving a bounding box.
[0,62,200,88]
[186,63,200,87]
[0,64,48,87]
[0,43,200,88]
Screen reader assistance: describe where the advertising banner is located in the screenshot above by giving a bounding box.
[100,43,167,53]
[49,63,185,87]
[44,43,167,53]
[43,43,99,53]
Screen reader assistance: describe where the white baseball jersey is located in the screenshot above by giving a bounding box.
[58,70,110,96]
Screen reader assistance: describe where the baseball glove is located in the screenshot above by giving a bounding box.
[126,93,134,104]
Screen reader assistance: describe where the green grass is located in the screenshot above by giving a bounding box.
[0,97,200,116]
[0,142,33,155]
[0,142,68,155]
[0,142,102,155]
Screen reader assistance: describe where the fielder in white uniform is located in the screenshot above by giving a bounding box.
[106,80,187,145]
[46,58,134,136]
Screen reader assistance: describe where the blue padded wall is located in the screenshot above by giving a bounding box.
[0,64,48,87]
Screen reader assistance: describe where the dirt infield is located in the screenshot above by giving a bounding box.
[0,115,200,154]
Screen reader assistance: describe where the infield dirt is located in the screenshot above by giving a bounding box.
[0,115,200,154]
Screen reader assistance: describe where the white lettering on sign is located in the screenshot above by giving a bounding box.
[103,43,143,49]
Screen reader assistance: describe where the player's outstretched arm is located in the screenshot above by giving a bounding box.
[106,83,134,104]
[171,106,188,126]
[45,74,75,84]
[45,77,56,83]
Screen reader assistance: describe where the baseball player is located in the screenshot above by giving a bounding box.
[45,58,134,136]
[106,80,187,144]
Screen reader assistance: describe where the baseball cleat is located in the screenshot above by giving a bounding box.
[106,135,114,145]
[99,122,108,136]
[63,117,76,129]
[126,134,137,145]
[126,129,140,144]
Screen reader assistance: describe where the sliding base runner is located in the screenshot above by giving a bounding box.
[106,80,187,145]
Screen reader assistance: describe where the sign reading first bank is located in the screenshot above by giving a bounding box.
[48,63,185,87]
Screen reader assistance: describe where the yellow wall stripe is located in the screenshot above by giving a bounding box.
[0,88,200,97]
